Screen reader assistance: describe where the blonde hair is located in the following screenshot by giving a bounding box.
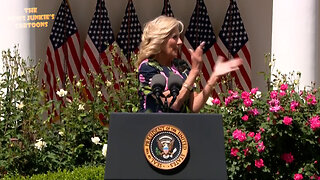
[136,16,184,68]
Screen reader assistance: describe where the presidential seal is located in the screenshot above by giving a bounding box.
[143,124,188,170]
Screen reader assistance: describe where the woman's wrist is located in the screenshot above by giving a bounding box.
[206,83,215,91]
[206,74,219,91]
[189,69,200,77]
[209,72,220,83]
[183,83,193,91]
[212,72,220,79]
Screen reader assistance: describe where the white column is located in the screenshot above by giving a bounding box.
[271,0,319,89]
[0,0,34,71]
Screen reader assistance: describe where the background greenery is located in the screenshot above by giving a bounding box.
[2,165,104,180]
[0,47,319,180]
[202,56,320,179]
[0,46,138,178]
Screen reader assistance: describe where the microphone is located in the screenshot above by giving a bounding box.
[149,74,166,112]
[151,74,166,99]
[168,74,183,108]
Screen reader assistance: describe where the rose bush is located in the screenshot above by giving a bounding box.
[203,71,320,179]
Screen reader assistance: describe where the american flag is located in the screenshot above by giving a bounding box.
[42,0,81,102]
[181,0,225,97]
[116,0,142,71]
[80,0,116,101]
[218,0,251,91]
[161,0,174,17]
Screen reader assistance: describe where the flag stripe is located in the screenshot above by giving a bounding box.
[79,0,119,113]
[64,45,75,83]
[46,45,60,99]
[181,0,225,98]
[53,47,65,84]
[116,0,142,70]
[44,62,55,100]
[181,44,192,66]
[217,37,251,91]
[218,0,251,91]
[66,34,82,80]
[83,39,104,77]
[40,0,81,122]
[241,45,251,67]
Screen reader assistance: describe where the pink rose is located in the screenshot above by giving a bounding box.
[242,115,249,121]
[306,93,317,105]
[248,132,255,137]
[280,83,288,91]
[255,159,264,168]
[309,175,319,180]
[254,132,261,142]
[281,152,294,164]
[225,96,232,106]
[243,148,250,156]
[243,98,253,107]
[241,91,250,100]
[256,141,265,153]
[268,99,282,112]
[290,101,299,111]
[232,129,241,139]
[232,129,247,142]
[212,98,221,105]
[279,90,286,96]
[270,90,278,99]
[309,116,320,130]
[230,91,240,99]
[294,174,303,180]
[283,116,293,125]
[250,87,259,94]
[249,108,260,116]
[269,105,282,113]
[230,148,239,157]
[268,98,280,106]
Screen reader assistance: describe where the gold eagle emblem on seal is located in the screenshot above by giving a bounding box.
[143,124,188,170]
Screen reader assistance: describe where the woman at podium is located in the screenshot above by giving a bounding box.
[136,15,242,113]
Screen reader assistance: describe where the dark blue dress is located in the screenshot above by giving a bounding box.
[137,58,190,112]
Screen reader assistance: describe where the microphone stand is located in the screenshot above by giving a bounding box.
[155,93,170,112]
[168,94,176,109]
[161,94,176,112]
[154,94,175,113]
[163,96,169,112]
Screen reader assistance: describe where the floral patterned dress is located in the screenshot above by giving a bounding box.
[137,58,190,112]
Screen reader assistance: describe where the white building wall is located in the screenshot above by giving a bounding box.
[2,0,275,92]
[272,0,319,89]
[0,0,35,62]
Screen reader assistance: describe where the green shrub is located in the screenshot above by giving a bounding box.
[0,46,48,176]
[0,46,139,177]
[203,55,320,179]
[2,165,104,180]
